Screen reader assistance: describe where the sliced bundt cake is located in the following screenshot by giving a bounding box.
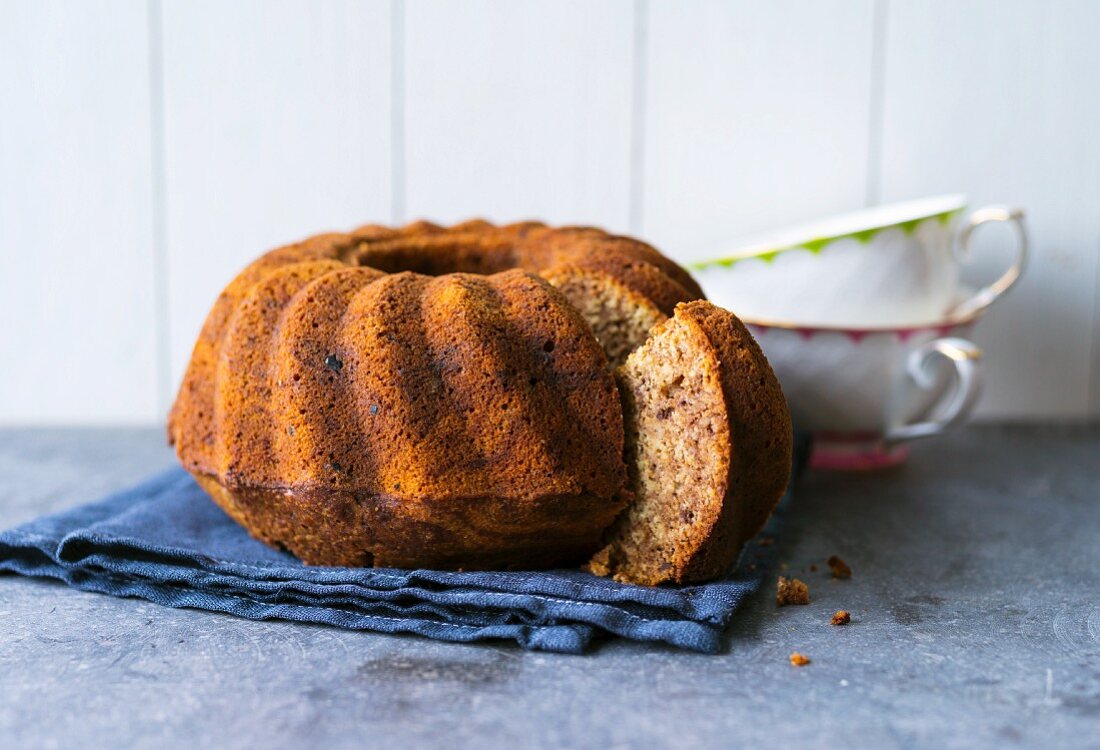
[170,221,788,579]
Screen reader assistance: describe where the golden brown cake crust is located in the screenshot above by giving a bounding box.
[169,220,706,570]
[195,474,624,569]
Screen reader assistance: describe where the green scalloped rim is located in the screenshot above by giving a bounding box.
[688,207,964,270]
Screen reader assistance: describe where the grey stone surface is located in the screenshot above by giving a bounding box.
[0,424,1098,749]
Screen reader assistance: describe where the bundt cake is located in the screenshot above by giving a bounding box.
[586,301,793,585]
[169,220,790,582]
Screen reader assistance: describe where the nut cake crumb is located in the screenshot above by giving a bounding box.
[827,555,852,579]
[776,577,810,606]
[831,610,851,626]
[789,652,811,667]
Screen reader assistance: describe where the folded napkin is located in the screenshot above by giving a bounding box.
[0,467,791,654]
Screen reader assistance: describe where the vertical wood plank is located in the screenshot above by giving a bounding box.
[878,0,1100,418]
[402,0,635,231]
[0,1,158,424]
[161,0,393,389]
[1093,238,1100,414]
[642,0,878,258]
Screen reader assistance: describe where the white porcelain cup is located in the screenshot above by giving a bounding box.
[746,305,984,470]
[690,196,1028,328]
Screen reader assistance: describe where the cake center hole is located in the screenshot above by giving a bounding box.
[351,237,519,277]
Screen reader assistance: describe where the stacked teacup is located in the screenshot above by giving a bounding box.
[689,195,1028,469]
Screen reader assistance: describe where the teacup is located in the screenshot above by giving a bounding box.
[689,196,1028,327]
[744,298,985,470]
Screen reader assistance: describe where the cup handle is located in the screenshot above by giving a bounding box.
[884,337,983,444]
[947,206,1029,320]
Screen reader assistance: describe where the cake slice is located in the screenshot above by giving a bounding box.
[587,300,792,585]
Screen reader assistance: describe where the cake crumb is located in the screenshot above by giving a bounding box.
[789,652,811,667]
[827,555,852,579]
[757,536,774,547]
[831,610,851,626]
[808,563,818,572]
[777,576,810,606]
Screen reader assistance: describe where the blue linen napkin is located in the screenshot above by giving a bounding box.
[0,467,793,654]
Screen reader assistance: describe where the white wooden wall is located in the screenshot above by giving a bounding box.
[2,0,1098,425]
